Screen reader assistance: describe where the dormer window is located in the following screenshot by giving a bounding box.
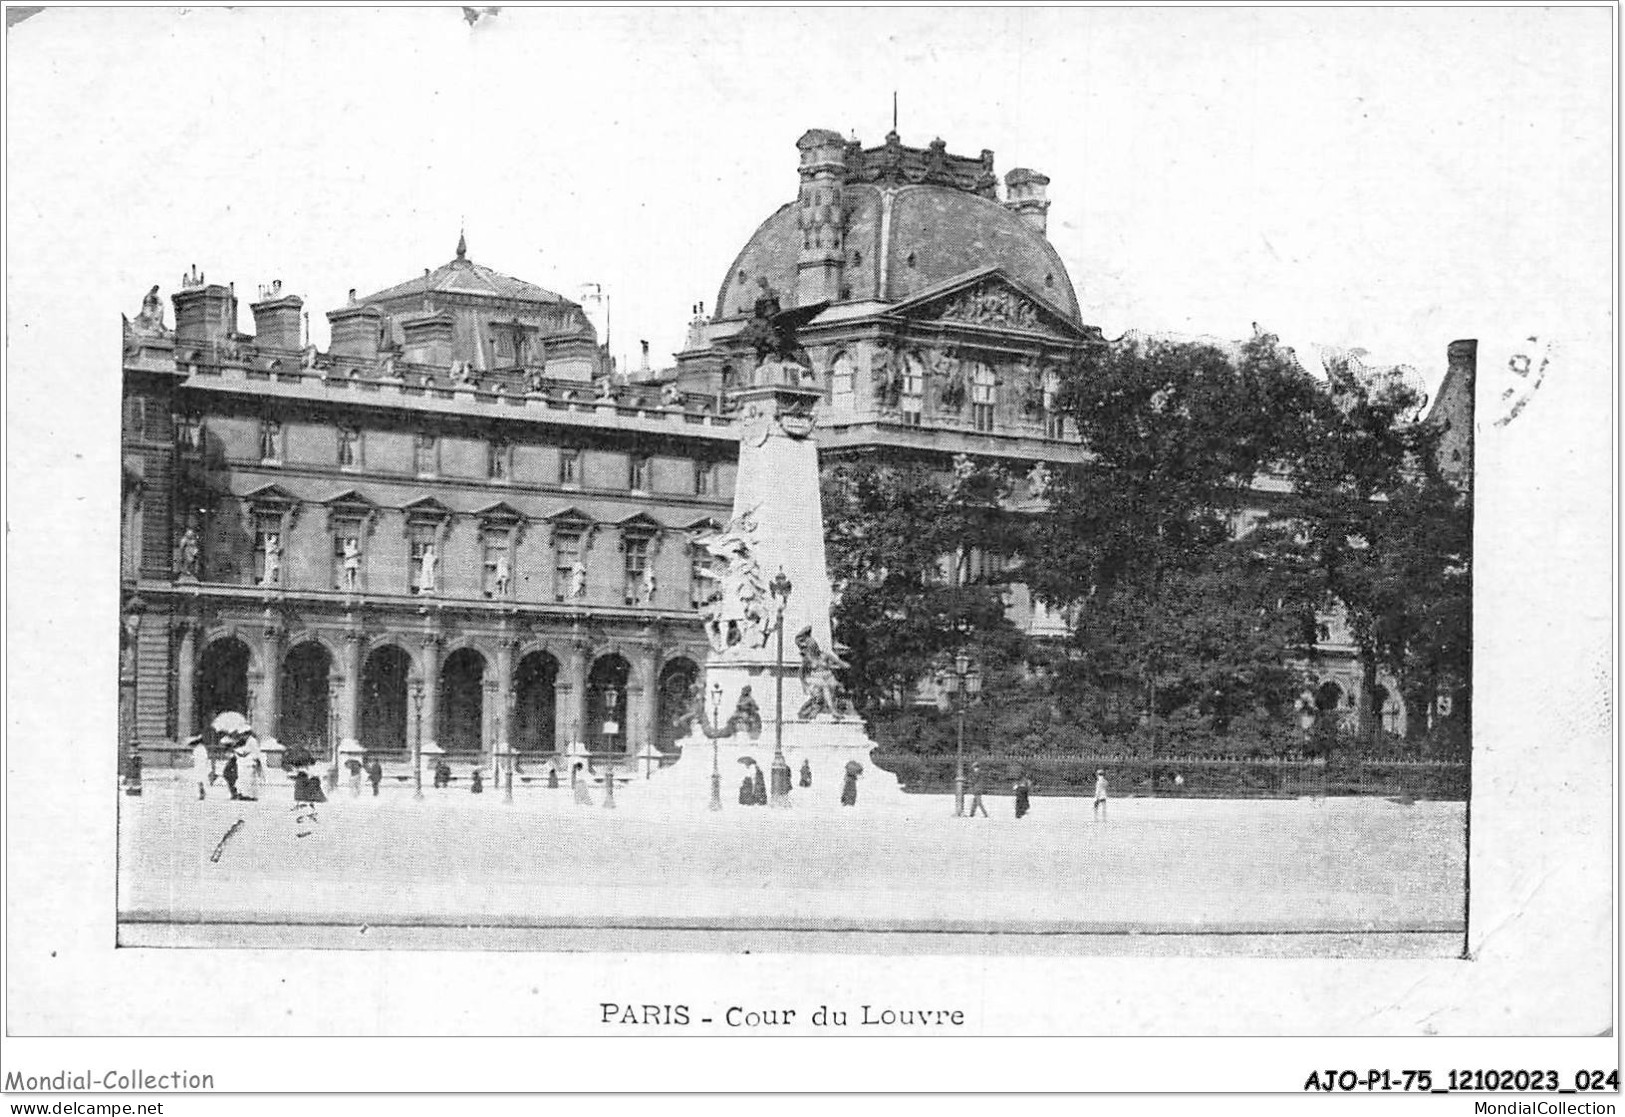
[259,419,282,464]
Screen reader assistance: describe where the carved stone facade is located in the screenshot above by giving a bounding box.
[121,245,731,774]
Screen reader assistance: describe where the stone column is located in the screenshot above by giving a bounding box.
[174,619,197,742]
[494,635,515,779]
[419,632,443,783]
[342,627,364,752]
[260,618,285,748]
[558,642,587,753]
[634,643,661,758]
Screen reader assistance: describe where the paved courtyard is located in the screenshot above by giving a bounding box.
[117,771,1465,953]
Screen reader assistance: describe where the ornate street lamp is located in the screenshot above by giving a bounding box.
[950,651,980,817]
[708,682,724,811]
[409,676,425,801]
[768,569,794,807]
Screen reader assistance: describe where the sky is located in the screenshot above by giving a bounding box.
[6,5,1614,392]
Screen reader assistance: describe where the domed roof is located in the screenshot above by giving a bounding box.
[714,181,1079,323]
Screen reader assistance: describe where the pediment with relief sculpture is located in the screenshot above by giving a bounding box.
[888,267,1100,342]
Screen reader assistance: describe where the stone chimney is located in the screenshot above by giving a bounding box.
[1004,168,1051,237]
[327,303,385,360]
[640,340,650,372]
[171,264,236,347]
[795,127,848,307]
[400,311,455,367]
[251,280,304,351]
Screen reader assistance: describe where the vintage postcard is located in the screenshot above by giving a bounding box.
[2,2,1615,1090]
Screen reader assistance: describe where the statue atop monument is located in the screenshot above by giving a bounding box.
[737,280,827,388]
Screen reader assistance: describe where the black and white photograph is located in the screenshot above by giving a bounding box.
[3,1,1616,1100]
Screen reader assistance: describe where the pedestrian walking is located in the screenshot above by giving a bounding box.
[739,773,755,806]
[572,762,594,806]
[967,762,989,818]
[1013,772,1032,819]
[243,734,265,801]
[222,745,240,800]
[292,768,327,804]
[470,769,484,794]
[365,756,383,797]
[799,759,813,789]
[190,736,211,801]
[547,765,560,790]
[840,766,860,807]
[346,757,364,797]
[1093,769,1108,821]
[434,760,452,789]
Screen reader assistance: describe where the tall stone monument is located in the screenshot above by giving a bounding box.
[666,294,897,808]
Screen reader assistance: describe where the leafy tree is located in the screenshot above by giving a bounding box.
[822,458,1027,713]
[1026,330,1322,728]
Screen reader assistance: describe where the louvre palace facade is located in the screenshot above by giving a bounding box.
[119,127,1443,778]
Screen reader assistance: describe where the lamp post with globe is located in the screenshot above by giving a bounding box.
[709,682,724,811]
[949,651,981,816]
[767,570,795,806]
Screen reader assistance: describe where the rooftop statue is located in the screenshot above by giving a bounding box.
[124,285,172,348]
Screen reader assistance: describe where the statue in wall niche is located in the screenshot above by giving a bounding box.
[419,544,438,593]
[795,626,852,720]
[639,565,657,605]
[342,538,362,590]
[260,536,282,587]
[173,527,200,579]
[120,610,141,677]
[1026,461,1053,502]
[570,557,588,599]
[932,348,966,411]
[493,554,511,597]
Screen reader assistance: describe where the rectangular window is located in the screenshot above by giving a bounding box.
[629,454,650,492]
[408,524,436,594]
[252,513,282,586]
[259,420,282,463]
[482,532,511,598]
[1045,413,1066,440]
[337,426,361,468]
[623,536,649,605]
[175,414,202,452]
[690,554,715,610]
[414,432,437,476]
[333,522,363,591]
[554,532,582,601]
[694,460,714,497]
[1043,370,1065,439]
[972,367,996,432]
[488,440,509,481]
[559,448,580,487]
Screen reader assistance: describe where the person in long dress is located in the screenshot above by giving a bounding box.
[190,736,211,800]
[739,774,755,806]
[799,759,813,789]
[840,768,859,807]
[572,762,594,806]
[1013,772,1032,819]
[752,765,767,807]
[240,734,265,801]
